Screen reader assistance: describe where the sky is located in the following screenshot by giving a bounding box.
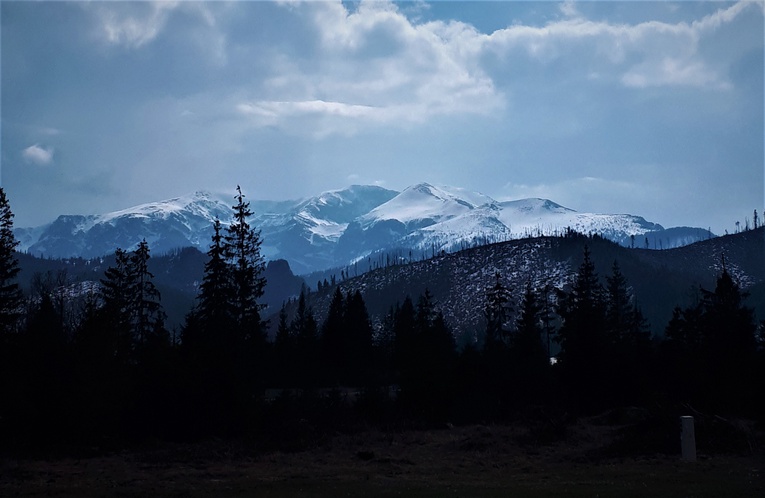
[1,1,763,236]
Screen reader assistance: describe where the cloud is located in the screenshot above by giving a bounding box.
[86,1,179,48]
[484,0,756,89]
[230,1,502,136]
[231,0,754,138]
[22,144,54,166]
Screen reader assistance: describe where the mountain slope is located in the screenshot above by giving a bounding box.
[298,227,765,343]
[16,183,713,274]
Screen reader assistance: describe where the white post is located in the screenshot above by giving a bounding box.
[680,416,696,462]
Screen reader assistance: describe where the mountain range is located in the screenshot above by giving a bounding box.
[16,183,714,275]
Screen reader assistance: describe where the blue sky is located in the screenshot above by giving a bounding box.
[1,1,763,235]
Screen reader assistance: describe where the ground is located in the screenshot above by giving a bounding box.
[2,420,763,497]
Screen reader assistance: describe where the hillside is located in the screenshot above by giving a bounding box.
[296,227,765,342]
[16,227,762,339]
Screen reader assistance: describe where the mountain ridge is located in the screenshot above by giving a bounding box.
[16,183,713,274]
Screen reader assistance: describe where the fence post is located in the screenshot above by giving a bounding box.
[680,416,696,462]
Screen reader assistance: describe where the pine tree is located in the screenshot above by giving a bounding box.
[605,260,632,345]
[129,240,166,346]
[195,218,233,329]
[344,290,373,385]
[285,289,319,387]
[514,281,546,366]
[556,245,608,408]
[225,186,266,341]
[100,248,134,359]
[321,286,346,384]
[0,188,22,334]
[484,272,512,348]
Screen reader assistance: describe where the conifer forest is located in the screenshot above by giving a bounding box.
[1,186,764,495]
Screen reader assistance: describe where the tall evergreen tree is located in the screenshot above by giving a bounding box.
[0,188,22,334]
[556,245,608,409]
[344,290,373,385]
[225,186,266,340]
[129,240,166,346]
[100,248,134,359]
[484,272,512,348]
[194,218,233,329]
[514,281,547,366]
[605,261,631,345]
[321,286,346,384]
[290,289,319,387]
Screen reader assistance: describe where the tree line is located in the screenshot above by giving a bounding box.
[1,186,763,454]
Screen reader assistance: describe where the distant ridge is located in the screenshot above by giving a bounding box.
[16,183,714,274]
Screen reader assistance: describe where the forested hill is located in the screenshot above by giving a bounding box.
[297,227,765,341]
[14,227,763,337]
[14,248,305,330]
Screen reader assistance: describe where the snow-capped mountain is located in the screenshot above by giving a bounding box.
[19,191,233,260]
[16,182,713,274]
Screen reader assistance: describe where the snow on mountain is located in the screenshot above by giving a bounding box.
[359,183,493,229]
[15,183,712,275]
[18,191,233,259]
[345,190,669,260]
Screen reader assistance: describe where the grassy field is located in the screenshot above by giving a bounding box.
[2,421,763,497]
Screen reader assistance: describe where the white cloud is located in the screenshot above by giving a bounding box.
[231,1,502,136]
[484,0,756,89]
[87,1,179,48]
[22,144,54,166]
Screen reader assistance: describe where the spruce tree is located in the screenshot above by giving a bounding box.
[344,290,373,385]
[605,261,631,345]
[556,245,608,409]
[0,188,22,334]
[484,272,512,348]
[100,248,134,359]
[290,289,319,387]
[130,240,166,346]
[195,218,233,329]
[225,186,266,341]
[321,286,346,384]
[514,281,547,366]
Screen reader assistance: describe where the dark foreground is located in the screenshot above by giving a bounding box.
[2,420,763,498]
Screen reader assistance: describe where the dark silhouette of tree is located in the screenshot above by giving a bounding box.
[661,266,759,412]
[273,302,292,384]
[193,218,233,331]
[700,268,757,410]
[130,240,167,347]
[179,187,270,436]
[392,296,417,384]
[0,188,23,335]
[484,271,512,348]
[100,242,167,360]
[290,289,319,387]
[343,289,373,385]
[394,290,456,421]
[225,185,267,342]
[100,248,134,361]
[513,281,548,369]
[604,261,651,403]
[320,288,373,386]
[321,286,346,384]
[556,245,608,409]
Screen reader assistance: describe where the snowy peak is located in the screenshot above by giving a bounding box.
[15,183,710,274]
[98,190,231,225]
[499,198,574,214]
[296,185,398,225]
[361,183,493,228]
